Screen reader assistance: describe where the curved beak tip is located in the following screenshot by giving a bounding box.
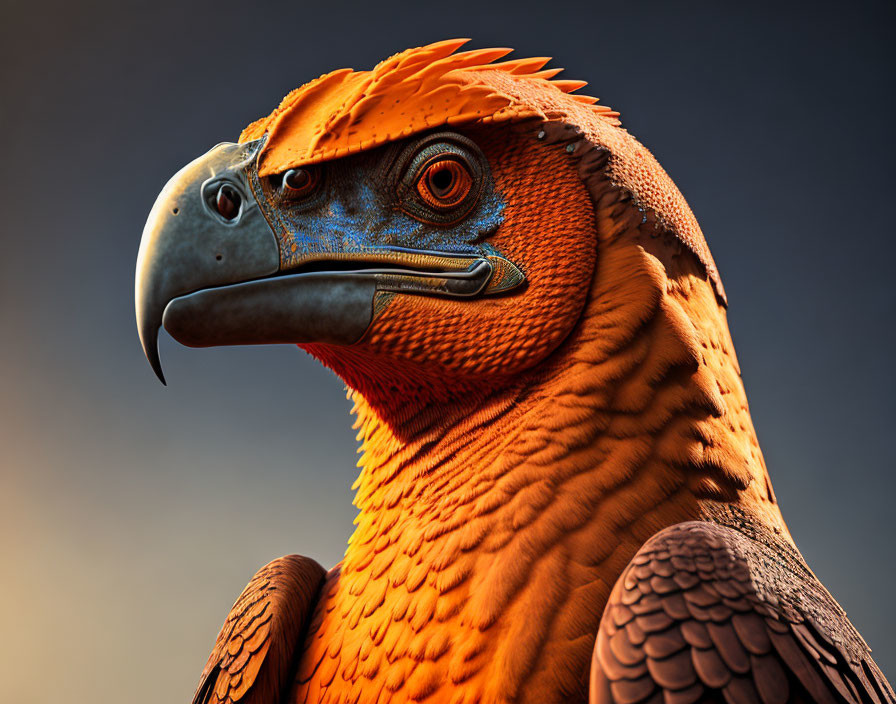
[134,140,276,388]
[139,324,167,386]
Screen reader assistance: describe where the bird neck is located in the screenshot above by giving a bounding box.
[341,226,789,540]
[294,210,791,703]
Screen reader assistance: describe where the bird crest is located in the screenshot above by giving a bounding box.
[241,38,618,176]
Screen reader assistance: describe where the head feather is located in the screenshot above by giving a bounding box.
[242,40,619,176]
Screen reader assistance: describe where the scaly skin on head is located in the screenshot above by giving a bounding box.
[301,124,597,434]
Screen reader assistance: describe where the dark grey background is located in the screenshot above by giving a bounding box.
[1,1,892,701]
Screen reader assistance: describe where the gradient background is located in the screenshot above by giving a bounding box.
[1,1,893,702]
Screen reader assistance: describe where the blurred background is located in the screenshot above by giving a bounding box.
[1,0,893,701]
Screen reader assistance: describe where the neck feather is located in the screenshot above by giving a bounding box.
[293,193,787,703]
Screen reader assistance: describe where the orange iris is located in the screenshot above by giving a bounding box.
[416,159,472,210]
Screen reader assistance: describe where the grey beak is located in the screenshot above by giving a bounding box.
[135,140,280,384]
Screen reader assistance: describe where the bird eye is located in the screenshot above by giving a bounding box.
[280,166,321,198]
[396,133,485,225]
[211,184,241,221]
[416,159,473,209]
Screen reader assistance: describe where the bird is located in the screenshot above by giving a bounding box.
[135,39,894,704]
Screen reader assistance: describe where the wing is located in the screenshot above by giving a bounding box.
[192,555,326,704]
[590,520,894,704]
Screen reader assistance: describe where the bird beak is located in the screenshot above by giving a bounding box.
[136,140,525,386]
[135,140,378,385]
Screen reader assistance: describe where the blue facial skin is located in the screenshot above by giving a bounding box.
[248,132,506,270]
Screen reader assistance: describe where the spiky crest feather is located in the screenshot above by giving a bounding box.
[239,39,618,176]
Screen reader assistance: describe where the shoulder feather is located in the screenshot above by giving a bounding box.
[590,521,894,704]
[192,555,326,704]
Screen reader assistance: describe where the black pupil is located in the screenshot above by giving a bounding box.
[285,168,311,191]
[430,167,454,195]
[214,185,240,220]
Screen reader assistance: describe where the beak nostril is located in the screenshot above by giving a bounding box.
[213,184,241,221]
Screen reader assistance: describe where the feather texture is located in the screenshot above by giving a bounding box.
[591,520,894,704]
[193,556,325,704]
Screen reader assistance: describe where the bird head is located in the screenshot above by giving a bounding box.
[136,39,726,432]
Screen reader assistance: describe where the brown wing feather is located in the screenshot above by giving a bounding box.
[192,555,326,704]
[590,520,894,704]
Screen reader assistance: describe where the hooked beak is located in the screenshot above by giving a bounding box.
[136,140,279,384]
[135,140,377,384]
[135,140,523,385]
